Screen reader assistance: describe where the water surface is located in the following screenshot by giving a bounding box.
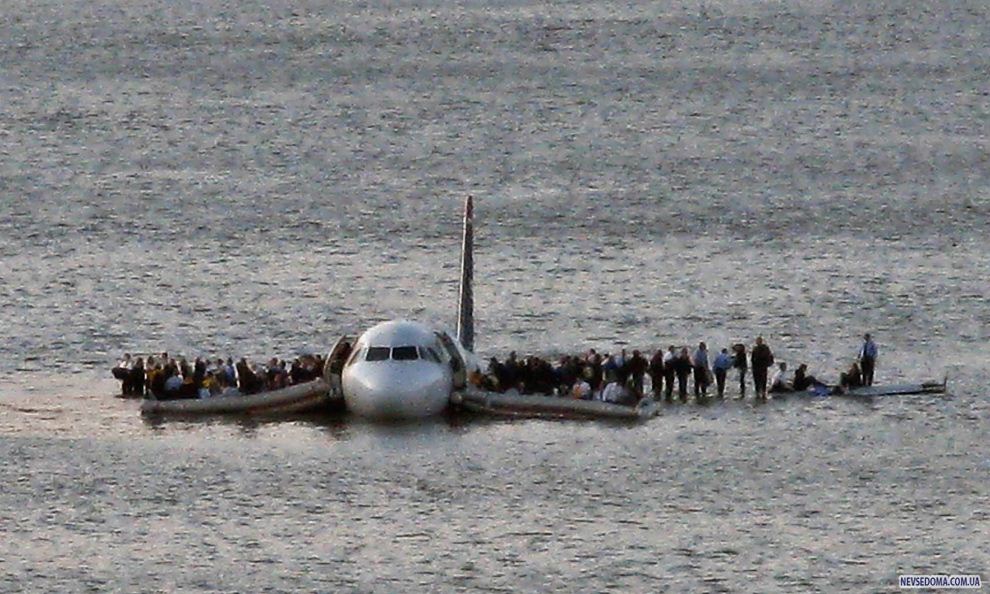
[1,0,988,590]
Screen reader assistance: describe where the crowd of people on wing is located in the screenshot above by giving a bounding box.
[112,352,327,400]
[112,335,879,403]
[480,334,879,404]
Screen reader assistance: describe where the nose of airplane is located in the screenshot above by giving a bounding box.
[343,362,451,419]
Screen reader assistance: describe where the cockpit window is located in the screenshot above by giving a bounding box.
[419,347,441,363]
[345,344,365,367]
[366,347,391,361]
[392,346,419,361]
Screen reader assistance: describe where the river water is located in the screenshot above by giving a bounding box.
[1,0,988,591]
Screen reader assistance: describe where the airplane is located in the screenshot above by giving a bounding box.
[331,196,483,419]
[140,196,659,421]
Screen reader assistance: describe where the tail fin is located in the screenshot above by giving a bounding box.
[456,195,474,352]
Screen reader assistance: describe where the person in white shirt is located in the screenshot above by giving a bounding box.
[112,353,133,394]
[662,345,677,401]
[601,381,628,404]
[770,362,793,393]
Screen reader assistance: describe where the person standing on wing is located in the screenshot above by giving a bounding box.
[692,342,710,398]
[712,348,733,398]
[750,337,775,400]
[663,345,677,401]
[627,350,648,398]
[859,333,878,386]
[648,349,665,400]
[732,343,748,398]
[674,347,693,402]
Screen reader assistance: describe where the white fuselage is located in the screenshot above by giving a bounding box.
[339,197,480,419]
[341,320,476,419]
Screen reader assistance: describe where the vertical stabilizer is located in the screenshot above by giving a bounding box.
[457,195,474,352]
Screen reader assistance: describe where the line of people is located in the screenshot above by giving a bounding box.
[112,352,327,400]
[482,334,879,404]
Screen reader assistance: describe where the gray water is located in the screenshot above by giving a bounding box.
[1,0,988,591]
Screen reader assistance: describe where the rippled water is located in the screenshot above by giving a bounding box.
[1,0,988,591]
